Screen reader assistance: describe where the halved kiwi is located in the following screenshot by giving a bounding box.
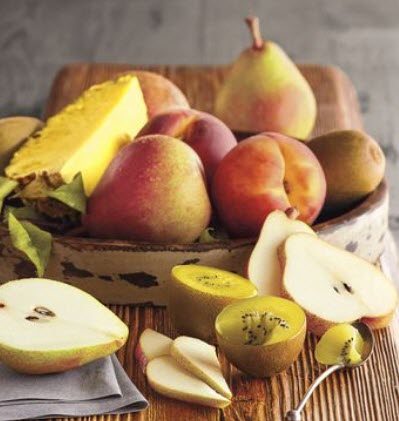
[169,265,257,343]
[315,324,364,366]
[215,296,306,377]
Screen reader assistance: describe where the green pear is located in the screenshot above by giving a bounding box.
[215,17,316,140]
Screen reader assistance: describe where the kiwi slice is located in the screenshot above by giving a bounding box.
[315,323,364,366]
[215,296,306,377]
[168,265,257,343]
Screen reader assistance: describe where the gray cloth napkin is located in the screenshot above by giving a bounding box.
[0,354,148,420]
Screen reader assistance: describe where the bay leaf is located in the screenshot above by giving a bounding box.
[0,176,18,212]
[8,212,52,277]
[47,173,86,213]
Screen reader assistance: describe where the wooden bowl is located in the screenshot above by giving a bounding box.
[0,180,388,305]
[0,63,388,304]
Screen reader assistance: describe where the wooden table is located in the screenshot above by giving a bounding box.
[44,63,399,421]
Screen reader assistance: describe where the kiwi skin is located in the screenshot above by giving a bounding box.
[168,266,257,344]
[309,130,385,214]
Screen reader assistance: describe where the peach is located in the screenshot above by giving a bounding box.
[137,109,237,183]
[212,132,326,238]
[84,135,211,243]
[128,71,190,118]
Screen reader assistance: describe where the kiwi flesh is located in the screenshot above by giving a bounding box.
[215,296,306,377]
[240,311,289,345]
[168,265,257,343]
[315,323,364,366]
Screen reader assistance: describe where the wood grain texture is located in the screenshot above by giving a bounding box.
[42,63,399,421]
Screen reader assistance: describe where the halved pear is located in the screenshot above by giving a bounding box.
[170,336,232,399]
[315,324,364,366]
[215,296,306,377]
[146,356,231,408]
[169,265,257,343]
[0,278,128,374]
[247,209,316,295]
[135,328,172,372]
[279,233,398,336]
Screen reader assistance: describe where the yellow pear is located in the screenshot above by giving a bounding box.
[215,17,316,140]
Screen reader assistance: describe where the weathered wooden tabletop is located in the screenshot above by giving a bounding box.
[45,63,399,421]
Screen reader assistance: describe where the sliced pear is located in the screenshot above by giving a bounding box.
[215,296,306,377]
[146,356,231,408]
[247,209,316,295]
[135,328,172,372]
[170,336,232,399]
[279,233,398,336]
[0,278,128,374]
[169,265,257,343]
[315,324,364,366]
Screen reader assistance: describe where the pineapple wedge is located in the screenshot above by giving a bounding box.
[6,75,148,196]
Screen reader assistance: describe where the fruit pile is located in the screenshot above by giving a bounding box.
[0,17,386,254]
[0,15,396,412]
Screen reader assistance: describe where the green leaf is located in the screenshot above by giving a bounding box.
[47,173,86,213]
[0,177,18,212]
[8,212,52,277]
[4,205,41,222]
[198,227,229,243]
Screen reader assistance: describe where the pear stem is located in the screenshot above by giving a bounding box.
[285,207,300,220]
[245,16,264,50]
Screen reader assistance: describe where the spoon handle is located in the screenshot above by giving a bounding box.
[285,364,343,420]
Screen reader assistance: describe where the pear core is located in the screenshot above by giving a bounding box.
[315,324,364,366]
[215,296,305,346]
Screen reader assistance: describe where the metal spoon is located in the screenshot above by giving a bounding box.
[285,322,374,421]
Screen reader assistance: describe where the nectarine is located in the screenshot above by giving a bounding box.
[212,132,326,238]
[127,70,190,118]
[137,109,237,183]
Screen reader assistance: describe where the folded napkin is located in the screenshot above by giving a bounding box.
[0,354,148,420]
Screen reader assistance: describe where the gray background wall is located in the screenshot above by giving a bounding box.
[1,0,398,241]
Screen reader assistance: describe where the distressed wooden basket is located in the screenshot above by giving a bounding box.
[0,63,389,304]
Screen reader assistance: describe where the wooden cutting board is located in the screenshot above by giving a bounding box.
[44,63,398,421]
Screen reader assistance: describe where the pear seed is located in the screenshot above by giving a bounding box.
[34,306,56,317]
[343,283,354,294]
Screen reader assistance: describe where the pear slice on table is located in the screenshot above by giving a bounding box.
[135,328,172,372]
[146,356,231,408]
[0,278,128,374]
[279,233,398,336]
[170,336,232,399]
